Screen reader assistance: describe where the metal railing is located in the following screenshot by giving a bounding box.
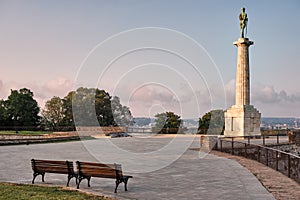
[224,134,289,146]
[217,138,300,184]
[126,127,153,133]
[126,127,189,134]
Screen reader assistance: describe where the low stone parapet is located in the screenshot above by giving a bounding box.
[200,135,219,152]
[76,126,126,136]
[0,127,128,144]
[0,132,80,145]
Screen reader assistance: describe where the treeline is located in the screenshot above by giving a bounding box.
[0,86,225,134]
[154,110,225,134]
[0,87,134,131]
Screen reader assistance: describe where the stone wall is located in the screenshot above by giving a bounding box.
[0,127,127,144]
[76,126,126,136]
[0,132,80,145]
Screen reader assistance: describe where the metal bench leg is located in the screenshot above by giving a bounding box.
[67,175,72,187]
[87,177,91,187]
[77,178,81,189]
[32,172,38,184]
[77,176,91,189]
[41,173,45,182]
[115,179,121,193]
[124,178,129,191]
[77,177,84,189]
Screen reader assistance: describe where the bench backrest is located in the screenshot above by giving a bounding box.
[31,159,75,175]
[76,161,123,179]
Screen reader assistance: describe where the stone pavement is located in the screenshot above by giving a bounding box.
[0,136,275,200]
[212,150,300,200]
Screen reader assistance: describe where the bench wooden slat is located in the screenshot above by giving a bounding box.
[79,167,116,178]
[80,168,116,173]
[80,172,116,178]
[34,160,68,164]
[34,164,69,167]
[33,162,71,166]
[79,162,115,168]
[35,167,69,173]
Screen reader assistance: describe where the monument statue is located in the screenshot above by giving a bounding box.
[239,7,248,38]
[224,7,261,137]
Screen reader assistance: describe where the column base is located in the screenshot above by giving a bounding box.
[224,105,261,137]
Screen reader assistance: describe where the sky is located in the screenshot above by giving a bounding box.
[0,0,300,119]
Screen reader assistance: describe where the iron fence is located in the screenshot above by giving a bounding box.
[127,127,188,134]
[217,138,300,184]
[224,134,289,146]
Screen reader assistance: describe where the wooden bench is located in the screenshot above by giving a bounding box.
[76,161,133,193]
[31,159,77,186]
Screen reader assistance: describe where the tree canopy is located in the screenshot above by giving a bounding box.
[71,87,115,126]
[60,91,75,128]
[5,88,40,127]
[198,109,225,135]
[0,100,7,126]
[155,112,182,134]
[44,87,134,127]
[41,96,65,130]
[111,96,134,126]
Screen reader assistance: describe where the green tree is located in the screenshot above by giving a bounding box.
[5,88,40,127]
[94,89,115,126]
[72,87,100,126]
[62,91,75,127]
[42,96,65,130]
[198,109,225,135]
[0,99,8,126]
[71,87,134,127]
[155,112,182,134]
[154,113,167,129]
[111,96,134,126]
[59,87,133,127]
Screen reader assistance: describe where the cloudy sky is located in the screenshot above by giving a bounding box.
[0,0,300,118]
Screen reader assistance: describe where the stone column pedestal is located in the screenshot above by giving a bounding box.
[224,105,261,137]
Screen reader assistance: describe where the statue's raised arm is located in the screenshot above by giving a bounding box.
[239,7,248,38]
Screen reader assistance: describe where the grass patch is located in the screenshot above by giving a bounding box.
[0,131,52,135]
[0,182,111,200]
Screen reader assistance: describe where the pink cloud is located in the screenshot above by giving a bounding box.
[42,77,73,97]
[130,86,176,103]
[224,80,300,117]
[0,77,73,108]
[127,85,181,117]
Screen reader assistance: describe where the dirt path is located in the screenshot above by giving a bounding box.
[211,150,300,200]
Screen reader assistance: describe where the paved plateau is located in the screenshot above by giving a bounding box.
[0,135,275,200]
